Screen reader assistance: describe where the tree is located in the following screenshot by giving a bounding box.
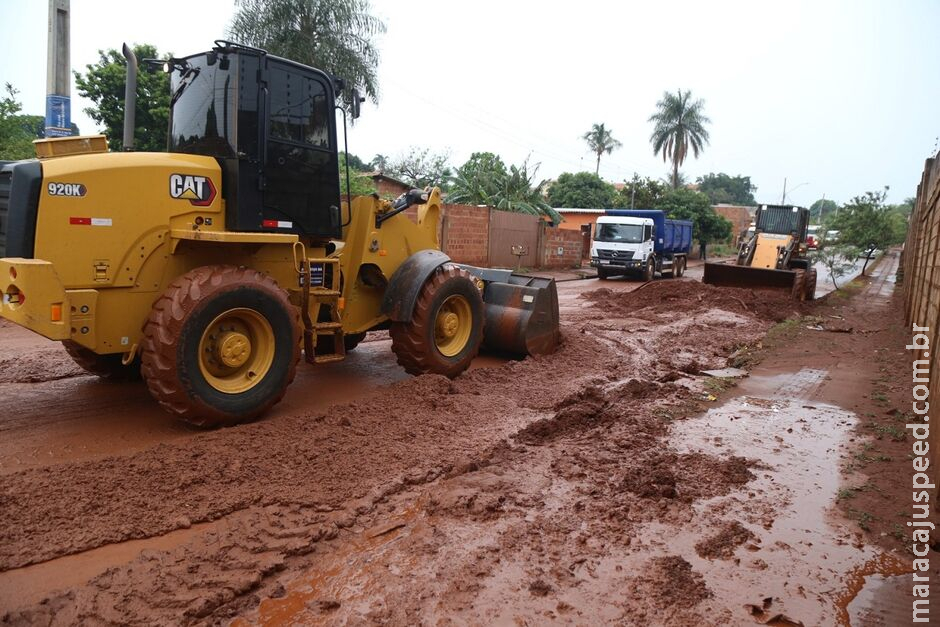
[655,188,731,244]
[447,152,508,206]
[582,123,622,175]
[448,153,561,224]
[230,0,386,108]
[696,173,756,205]
[547,172,617,208]
[338,152,376,195]
[616,175,667,209]
[827,187,908,275]
[386,147,452,189]
[0,84,36,160]
[343,152,370,171]
[370,153,388,173]
[649,89,710,189]
[74,44,170,152]
[809,198,838,221]
[813,245,858,290]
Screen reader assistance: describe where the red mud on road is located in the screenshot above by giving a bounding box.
[0,277,900,624]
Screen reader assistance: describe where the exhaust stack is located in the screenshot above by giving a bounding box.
[121,43,137,151]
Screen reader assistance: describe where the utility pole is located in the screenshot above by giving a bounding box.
[780,177,787,205]
[630,172,636,209]
[45,0,71,137]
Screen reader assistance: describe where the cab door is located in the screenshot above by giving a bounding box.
[262,62,341,238]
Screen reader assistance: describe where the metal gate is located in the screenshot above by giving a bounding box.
[488,210,540,268]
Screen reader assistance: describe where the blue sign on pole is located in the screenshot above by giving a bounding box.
[45,95,72,137]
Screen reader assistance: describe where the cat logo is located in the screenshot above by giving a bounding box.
[169,173,217,207]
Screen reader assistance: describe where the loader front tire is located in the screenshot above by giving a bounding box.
[804,268,817,301]
[390,265,484,378]
[791,269,806,302]
[140,265,300,428]
[63,341,141,380]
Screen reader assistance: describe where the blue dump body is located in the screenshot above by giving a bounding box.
[604,210,693,255]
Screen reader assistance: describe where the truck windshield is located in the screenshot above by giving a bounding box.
[596,223,644,243]
[169,56,237,158]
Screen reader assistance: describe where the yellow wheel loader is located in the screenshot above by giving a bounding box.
[702,204,817,301]
[0,41,559,427]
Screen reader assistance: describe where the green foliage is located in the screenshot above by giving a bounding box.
[230,0,385,109]
[812,245,859,290]
[617,175,667,208]
[810,198,838,221]
[582,123,622,175]
[649,89,710,189]
[370,153,388,172]
[74,44,170,152]
[655,188,731,244]
[696,172,756,205]
[344,152,370,171]
[386,147,452,190]
[0,83,35,160]
[338,152,376,195]
[547,171,617,209]
[826,187,908,254]
[448,153,561,224]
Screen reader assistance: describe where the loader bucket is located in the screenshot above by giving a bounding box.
[457,266,560,357]
[703,262,797,291]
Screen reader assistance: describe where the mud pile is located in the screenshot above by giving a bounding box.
[586,278,806,322]
[2,277,790,625]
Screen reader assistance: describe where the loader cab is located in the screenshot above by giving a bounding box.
[167,43,342,239]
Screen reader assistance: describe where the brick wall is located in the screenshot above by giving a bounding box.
[713,204,754,243]
[538,224,584,269]
[441,204,490,266]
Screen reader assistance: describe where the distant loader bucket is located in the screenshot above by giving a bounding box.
[458,266,560,357]
[703,262,797,292]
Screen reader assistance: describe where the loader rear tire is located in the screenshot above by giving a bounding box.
[804,268,817,301]
[140,265,301,428]
[390,265,484,378]
[63,341,141,381]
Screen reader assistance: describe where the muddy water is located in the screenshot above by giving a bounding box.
[666,369,909,625]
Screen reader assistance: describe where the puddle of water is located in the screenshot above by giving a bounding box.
[658,368,903,626]
[841,556,913,626]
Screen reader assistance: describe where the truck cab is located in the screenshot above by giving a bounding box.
[591,215,656,273]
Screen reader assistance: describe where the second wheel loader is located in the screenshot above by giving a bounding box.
[0,41,560,427]
[702,204,817,300]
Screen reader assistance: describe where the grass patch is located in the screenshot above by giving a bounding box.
[847,508,876,531]
[867,421,907,441]
[704,377,737,396]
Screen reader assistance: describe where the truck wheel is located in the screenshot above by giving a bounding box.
[790,269,806,302]
[63,341,141,381]
[676,257,685,278]
[140,265,300,428]
[597,268,609,280]
[643,258,655,282]
[390,265,484,378]
[804,268,817,301]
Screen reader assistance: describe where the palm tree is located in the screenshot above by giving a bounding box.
[649,90,710,189]
[582,123,622,176]
[230,0,386,106]
[370,154,388,173]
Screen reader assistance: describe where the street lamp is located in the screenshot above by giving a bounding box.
[781,178,809,204]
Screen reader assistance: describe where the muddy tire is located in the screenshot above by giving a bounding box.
[675,257,685,278]
[804,268,817,301]
[790,269,806,302]
[643,257,655,282]
[140,265,301,428]
[62,340,141,380]
[390,265,484,378]
[597,267,609,280]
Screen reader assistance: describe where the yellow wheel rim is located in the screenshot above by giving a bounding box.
[198,308,275,394]
[434,294,473,358]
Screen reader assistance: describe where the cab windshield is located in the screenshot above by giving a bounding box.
[596,223,644,243]
[169,55,237,158]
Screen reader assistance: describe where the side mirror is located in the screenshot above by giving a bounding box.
[351,88,364,119]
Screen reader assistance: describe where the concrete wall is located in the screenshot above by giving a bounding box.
[902,150,940,526]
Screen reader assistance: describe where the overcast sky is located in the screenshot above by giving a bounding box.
[2,0,938,207]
